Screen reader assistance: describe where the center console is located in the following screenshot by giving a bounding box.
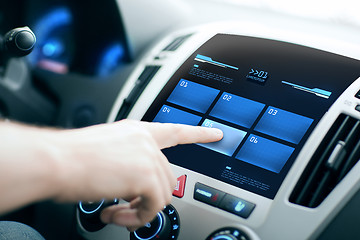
[76,23,360,239]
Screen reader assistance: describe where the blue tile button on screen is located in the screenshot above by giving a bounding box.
[153,105,202,125]
[254,106,313,144]
[236,134,294,173]
[166,79,220,113]
[210,92,265,128]
[197,119,247,157]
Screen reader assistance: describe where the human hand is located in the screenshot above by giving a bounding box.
[55,120,222,229]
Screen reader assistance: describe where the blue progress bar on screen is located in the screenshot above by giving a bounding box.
[282,81,332,99]
[194,54,239,70]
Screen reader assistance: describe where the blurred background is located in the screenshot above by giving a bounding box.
[0,0,359,239]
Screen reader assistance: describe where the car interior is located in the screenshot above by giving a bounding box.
[1,0,360,239]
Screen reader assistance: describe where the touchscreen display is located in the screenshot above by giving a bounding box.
[142,34,360,199]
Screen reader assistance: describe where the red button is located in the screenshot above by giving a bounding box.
[172,175,186,198]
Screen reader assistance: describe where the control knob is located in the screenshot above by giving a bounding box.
[206,227,251,240]
[1,26,36,63]
[130,205,180,240]
[210,234,238,240]
[78,199,118,232]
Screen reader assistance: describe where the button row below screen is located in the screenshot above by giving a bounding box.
[193,182,255,219]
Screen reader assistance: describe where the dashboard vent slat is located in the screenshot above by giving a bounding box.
[338,129,360,180]
[290,114,360,208]
[162,34,192,51]
[115,65,161,121]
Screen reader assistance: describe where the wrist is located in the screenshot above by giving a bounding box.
[34,128,70,201]
[0,122,68,212]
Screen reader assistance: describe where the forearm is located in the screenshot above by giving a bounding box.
[0,119,222,228]
[0,121,63,215]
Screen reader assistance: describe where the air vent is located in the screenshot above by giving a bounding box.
[290,114,360,208]
[162,34,192,51]
[115,65,161,121]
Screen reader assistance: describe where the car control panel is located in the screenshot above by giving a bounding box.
[77,23,360,240]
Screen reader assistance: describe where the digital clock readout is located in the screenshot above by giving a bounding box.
[246,68,268,84]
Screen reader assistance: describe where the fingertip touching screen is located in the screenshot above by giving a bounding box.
[142,34,360,199]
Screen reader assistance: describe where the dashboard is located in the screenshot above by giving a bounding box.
[1,0,360,240]
[78,22,360,240]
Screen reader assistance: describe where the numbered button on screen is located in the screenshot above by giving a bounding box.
[153,105,202,125]
[166,79,220,113]
[197,119,247,157]
[210,92,265,128]
[254,106,313,144]
[236,134,294,173]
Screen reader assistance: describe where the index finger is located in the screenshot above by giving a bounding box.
[140,122,223,149]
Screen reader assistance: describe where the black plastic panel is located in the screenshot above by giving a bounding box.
[142,34,360,199]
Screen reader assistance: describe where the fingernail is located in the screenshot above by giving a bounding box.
[211,128,223,137]
[127,227,138,232]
